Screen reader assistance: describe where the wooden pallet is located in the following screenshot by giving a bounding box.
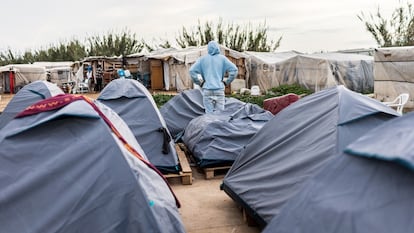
[164,144,193,185]
[201,166,231,179]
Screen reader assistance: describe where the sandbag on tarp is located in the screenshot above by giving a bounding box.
[97,79,179,174]
[221,85,400,228]
[264,112,414,233]
[183,103,273,168]
[0,94,185,233]
[159,89,248,139]
[0,80,63,129]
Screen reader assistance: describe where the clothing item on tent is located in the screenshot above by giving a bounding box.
[263,93,300,115]
[0,80,63,130]
[97,79,179,174]
[263,112,414,233]
[159,89,250,140]
[0,94,185,233]
[183,103,273,168]
[221,85,400,228]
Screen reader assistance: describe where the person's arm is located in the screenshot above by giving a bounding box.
[189,60,204,86]
[223,59,238,85]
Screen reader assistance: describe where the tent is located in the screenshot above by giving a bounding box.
[97,79,179,174]
[263,112,414,233]
[183,103,273,168]
[0,94,185,233]
[0,64,47,93]
[159,89,253,140]
[0,80,63,130]
[373,46,414,109]
[246,51,373,93]
[221,85,399,228]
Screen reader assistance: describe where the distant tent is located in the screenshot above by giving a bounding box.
[97,79,179,174]
[263,112,414,233]
[183,103,273,168]
[221,85,399,227]
[160,89,249,139]
[0,94,185,233]
[0,64,47,93]
[0,80,63,130]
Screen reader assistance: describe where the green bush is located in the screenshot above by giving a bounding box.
[152,84,313,108]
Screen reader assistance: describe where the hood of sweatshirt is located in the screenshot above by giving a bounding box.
[207,41,220,56]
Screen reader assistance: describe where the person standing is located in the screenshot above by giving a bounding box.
[189,41,238,113]
[95,64,103,92]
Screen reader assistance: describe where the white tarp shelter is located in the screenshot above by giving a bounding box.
[246,51,374,93]
[0,64,47,93]
[374,46,414,109]
[145,45,249,92]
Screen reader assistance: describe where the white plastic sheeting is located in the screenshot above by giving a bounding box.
[246,51,374,93]
[374,46,414,109]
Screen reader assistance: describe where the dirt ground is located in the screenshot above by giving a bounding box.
[0,92,261,233]
[169,167,261,233]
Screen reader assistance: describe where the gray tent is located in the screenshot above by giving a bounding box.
[0,94,185,233]
[0,80,63,130]
[97,79,179,174]
[263,112,414,233]
[221,85,399,227]
[183,103,273,168]
[160,89,250,140]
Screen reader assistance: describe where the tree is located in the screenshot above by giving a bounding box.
[175,18,282,52]
[358,2,414,47]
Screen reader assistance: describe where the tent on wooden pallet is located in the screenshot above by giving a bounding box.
[97,78,179,174]
[182,103,273,168]
[221,85,399,228]
[159,89,250,140]
[263,112,414,233]
[0,94,185,233]
[0,80,63,130]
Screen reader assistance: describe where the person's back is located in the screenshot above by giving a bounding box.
[189,41,238,113]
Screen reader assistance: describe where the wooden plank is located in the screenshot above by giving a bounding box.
[202,166,231,179]
[164,144,193,185]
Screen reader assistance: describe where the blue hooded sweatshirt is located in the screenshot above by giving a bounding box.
[189,41,238,90]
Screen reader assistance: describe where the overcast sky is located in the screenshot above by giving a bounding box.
[1,0,403,54]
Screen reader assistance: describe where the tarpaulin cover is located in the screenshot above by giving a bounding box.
[98,79,179,174]
[160,89,249,139]
[221,85,399,227]
[182,103,273,168]
[0,97,185,233]
[263,112,414,233]
[0,80,63,130]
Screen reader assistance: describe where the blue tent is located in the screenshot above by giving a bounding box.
[98,79,179,174]
[0,80,63,129]
[222,85,399,227]
[183,103,273,168]
[264,112,414,233]
[160,89,249,140]
[0,94,185,233]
